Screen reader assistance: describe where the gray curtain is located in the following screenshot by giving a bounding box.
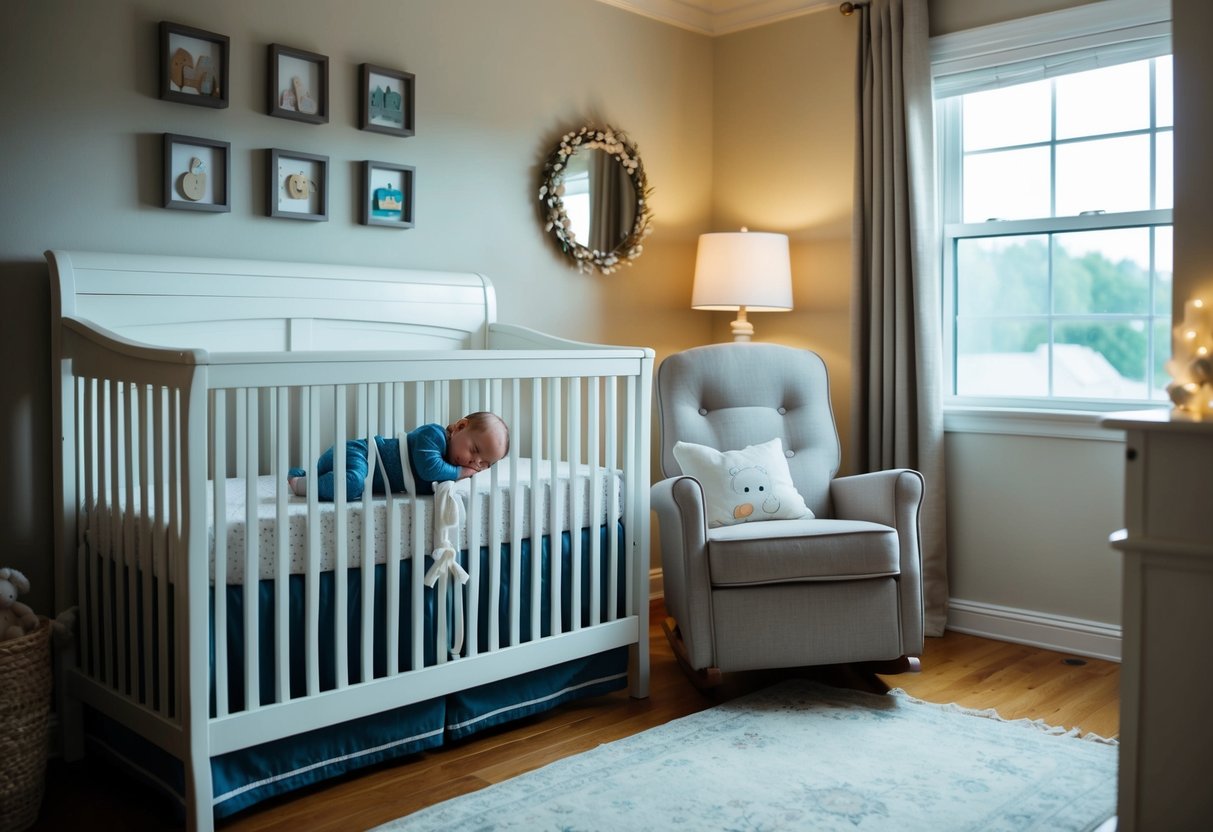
[851,0,948,637]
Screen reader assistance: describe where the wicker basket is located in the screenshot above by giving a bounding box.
[0,618,52,832]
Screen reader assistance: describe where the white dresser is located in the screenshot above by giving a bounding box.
[1102,409,1213,831]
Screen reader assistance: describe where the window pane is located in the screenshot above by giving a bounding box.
[1053,228,1151,314]
[963,147,1050,222]
[956,320,1048,396]
[1056,61,1150,139]
[1055,136,1151,215]
[962,80,1051,151]
[956,236,1048,315]
[1156,55,1173,128]
[1155,130,1173,209]
[1154,226,1173,317]
[1054,320,1149,398]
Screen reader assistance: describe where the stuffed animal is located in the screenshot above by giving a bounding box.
[0,567,39,641]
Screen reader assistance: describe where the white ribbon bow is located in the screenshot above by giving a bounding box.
[423,481,469,657]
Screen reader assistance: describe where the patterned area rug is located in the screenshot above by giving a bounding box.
[375,679,1117,831]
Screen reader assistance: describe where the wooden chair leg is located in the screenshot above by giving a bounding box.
[661,617,723,690]
[859,655,922,676]
[845,655,922,694]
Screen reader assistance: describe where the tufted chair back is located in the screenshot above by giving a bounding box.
[656,343,840,519]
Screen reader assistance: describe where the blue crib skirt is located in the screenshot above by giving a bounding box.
[83,526,630,820]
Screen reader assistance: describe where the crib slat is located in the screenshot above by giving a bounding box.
[244,389,260,710]
[361,385,378,679]
[410,383,424,670]
[606,377,619,622]
[508,379,522,647]
[548,377,561,638]
[465,465,481,659]
[169,388,183,720]
[305,387,321,697]
[386,383,402,676]
[154,386,170,715]
[101,379,115,689]
[139,384,154,705]
[487,378,503,652]
[569,377,582,632]
[529,379,542,642]
[625,376,637,618]
[112,380,128,694]
[213,390,229,718]
[274,387,290,703]
[125,382,139,697]
[81,379,96,678]
[588,377,602,627]
[334,385,349,690]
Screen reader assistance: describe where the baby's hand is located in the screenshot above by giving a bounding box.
[458,466,479,479]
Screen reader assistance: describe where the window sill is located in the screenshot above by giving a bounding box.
[943,404,1168,441]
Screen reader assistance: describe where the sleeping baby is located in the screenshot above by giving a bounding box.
[288,411,509,500]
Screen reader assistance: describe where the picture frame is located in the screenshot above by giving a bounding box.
[268,44,329,124]
[268,148,328,221]
[362,161,415,228]
[359,64,415,137]
[159,21,229,108]
[163,133,230,212]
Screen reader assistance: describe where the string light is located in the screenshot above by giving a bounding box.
[1167,296,1213,418]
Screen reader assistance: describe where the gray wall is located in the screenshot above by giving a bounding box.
[0,0,715,615]
[4,0,1204,645]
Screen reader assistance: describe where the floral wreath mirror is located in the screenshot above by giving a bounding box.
[539,125,653,274]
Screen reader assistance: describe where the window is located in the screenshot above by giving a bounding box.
[933,0,1172,409]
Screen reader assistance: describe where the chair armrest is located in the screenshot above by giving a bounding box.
[830,469,925,654]
[831,469,922,527]
[651,476,717,670]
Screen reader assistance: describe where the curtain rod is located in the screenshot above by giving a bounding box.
[839,1,869,15]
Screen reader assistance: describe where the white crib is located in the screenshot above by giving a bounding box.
[47,250,653,830]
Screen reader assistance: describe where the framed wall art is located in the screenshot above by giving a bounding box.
[361,161,415,228]
[163,133,230,212]
[359,64,415,137]
[268,148,328,221]
[159,21,229,108]
[268,44,329,124]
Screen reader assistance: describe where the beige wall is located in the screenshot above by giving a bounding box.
[0,0,715,614]
[5,0,1203,635]
[711,9,857,465]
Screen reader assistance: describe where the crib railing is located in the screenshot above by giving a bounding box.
[60,330,651,758]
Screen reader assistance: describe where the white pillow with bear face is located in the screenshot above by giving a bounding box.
[672,437,813,528]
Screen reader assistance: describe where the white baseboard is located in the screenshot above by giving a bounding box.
[947,597,1122,662]
[649,568,1121,661]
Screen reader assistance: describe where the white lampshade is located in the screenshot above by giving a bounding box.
[691,230,793,341]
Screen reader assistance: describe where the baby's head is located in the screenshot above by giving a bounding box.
[447,411,510,472]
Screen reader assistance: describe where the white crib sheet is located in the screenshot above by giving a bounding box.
[85,459,625,583]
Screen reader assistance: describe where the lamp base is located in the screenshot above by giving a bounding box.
[730,309,754,342]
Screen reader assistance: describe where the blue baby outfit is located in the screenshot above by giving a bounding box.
[291,423,459,501]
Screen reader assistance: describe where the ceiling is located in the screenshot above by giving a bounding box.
[591,0,837,36]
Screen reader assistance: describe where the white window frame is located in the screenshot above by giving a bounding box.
[931,0,1172,439]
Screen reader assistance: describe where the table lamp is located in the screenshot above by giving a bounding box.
[691,228,793,342]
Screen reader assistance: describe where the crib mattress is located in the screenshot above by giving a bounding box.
[84,458,624,582]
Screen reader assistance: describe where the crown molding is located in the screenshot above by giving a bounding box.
[591,0,835,36]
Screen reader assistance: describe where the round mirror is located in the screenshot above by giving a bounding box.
[538,126,653,275]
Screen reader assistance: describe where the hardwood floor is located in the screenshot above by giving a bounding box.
[31,601,1119,831]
